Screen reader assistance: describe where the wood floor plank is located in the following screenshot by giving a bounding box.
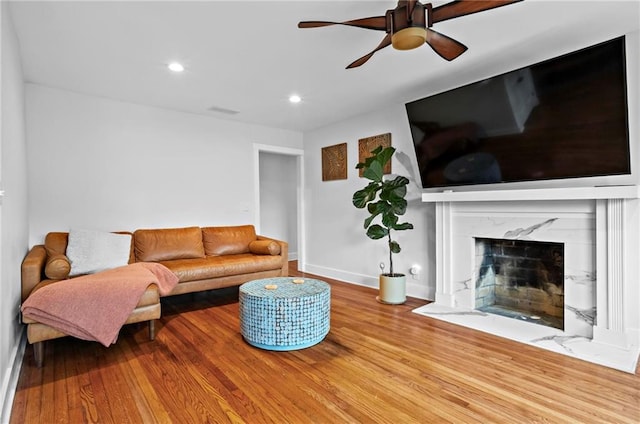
[115,338,170,424]
[10,262,640,423]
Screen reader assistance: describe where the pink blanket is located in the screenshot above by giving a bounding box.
[21,262,178,347]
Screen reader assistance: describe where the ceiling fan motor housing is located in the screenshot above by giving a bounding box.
[390,2,429,50]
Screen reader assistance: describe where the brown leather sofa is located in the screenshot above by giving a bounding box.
[21,225,288,366]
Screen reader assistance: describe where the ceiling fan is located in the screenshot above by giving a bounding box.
[298,0,522,69]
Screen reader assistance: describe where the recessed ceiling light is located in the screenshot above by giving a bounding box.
[289,94,302,104]
[168,62,185,72]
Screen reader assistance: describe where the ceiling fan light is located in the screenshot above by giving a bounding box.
[391,27,427,50]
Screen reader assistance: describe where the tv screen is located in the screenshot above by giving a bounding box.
[406,37,630,190]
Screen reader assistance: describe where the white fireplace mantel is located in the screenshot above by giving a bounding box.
[422,184,640,203]
[413,189,640,372]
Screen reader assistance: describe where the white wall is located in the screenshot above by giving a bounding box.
[303,104,436,300]
[259,152,298,258]
[25,85,303,245]
[0,2,29,421]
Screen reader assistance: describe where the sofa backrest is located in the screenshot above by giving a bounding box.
[42,225,265,265]
[134,226,205,262]
[202,225,257,256]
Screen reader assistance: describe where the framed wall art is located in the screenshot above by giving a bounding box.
[358,133,391,177]
[321,142,348,181]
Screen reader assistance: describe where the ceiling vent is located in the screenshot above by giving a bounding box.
[207,105,240,115]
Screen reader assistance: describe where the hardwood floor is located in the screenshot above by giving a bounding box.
[10,262,640,423]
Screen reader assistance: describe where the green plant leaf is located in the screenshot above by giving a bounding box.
[389,241,401,253]
[362,160,383,182]
[381,176,408,190]
[393,222,414,231]
[380,193,407,216]
[357,156,373,170]
[363,213,378,229]
[367,201,389,224]
[352,182,379,208]
[380,177,408,201]
[366,224,388,239]
[381,211,398,229]
[377,146,395,167]
[355,147,380,170]
[390,198,408,216]
[367,200,390,215]
[371,145,383,155]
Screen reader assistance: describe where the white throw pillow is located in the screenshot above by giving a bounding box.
[67,229,132,276]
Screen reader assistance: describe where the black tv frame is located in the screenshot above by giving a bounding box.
[406,36,632,192]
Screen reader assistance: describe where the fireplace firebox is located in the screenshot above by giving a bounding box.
[475,238,564,329]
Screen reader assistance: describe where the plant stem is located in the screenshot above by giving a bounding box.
[388,231,393,275]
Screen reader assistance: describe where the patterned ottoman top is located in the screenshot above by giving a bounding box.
[240,277,329,298]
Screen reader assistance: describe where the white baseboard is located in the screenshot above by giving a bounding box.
[1,330,26,424]
[303,263,378,290]
[302,263,432,300]
[288,251,298,261]
[406,278,434,301]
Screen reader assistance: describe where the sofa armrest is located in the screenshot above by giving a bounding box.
[22,245,47,303]
[257,235,288,276]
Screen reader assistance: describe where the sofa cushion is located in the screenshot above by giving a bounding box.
[66,229,132,276]
[159,254,283,283]
[202,225,256,256]
[44,254,71,280]
[134,226,205,262]
[248,240,281,256]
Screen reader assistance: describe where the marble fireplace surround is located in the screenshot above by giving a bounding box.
[413,186,640,373]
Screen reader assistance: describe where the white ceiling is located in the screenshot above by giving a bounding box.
[7,0,640,132]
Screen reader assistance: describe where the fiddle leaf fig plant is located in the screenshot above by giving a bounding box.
[353,146,413,276]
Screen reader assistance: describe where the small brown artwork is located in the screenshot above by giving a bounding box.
[321,142,348,181]
[358,133,391,177]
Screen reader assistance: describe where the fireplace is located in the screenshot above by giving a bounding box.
[412,188,640,373]
[475,238,564,330]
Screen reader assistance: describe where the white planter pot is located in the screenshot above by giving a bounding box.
[377,274,406,305]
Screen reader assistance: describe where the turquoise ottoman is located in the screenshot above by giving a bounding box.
[239,277,330,351]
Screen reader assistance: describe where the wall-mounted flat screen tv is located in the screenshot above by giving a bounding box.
[406,37,630,190]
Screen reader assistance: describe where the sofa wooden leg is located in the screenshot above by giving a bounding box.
[149,320,156,340]
[33,342,44,368]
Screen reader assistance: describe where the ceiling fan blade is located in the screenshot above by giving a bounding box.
[425,28,468,61]
[407,0,418,17]
[298,16,387,31]
[346,34,392,69]
[432,0,522,24]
